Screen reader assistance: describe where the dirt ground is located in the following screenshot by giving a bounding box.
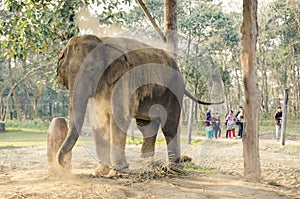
[0,134,299,199]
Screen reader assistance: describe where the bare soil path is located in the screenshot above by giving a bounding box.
[0,135,299,199]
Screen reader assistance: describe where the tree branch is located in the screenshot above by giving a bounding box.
[12,65,46,90]
[136,0,167,43]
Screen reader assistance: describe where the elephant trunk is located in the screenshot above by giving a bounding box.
[57,79,90,167]
[57,124,79,167]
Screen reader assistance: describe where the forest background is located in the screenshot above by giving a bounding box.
[0,0,299,135]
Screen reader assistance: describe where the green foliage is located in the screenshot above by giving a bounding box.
[177,1,240,100]
[256,0,300,115]
[0,0,135,122]
[92,0,133,25]
[1,1,66,59]
[178,1,240,49]
[220,67,232,89]
[6,119,49,130]
[121,0,163,40]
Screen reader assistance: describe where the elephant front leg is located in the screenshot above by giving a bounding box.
[136,119,159,158]
[93,127,111,176]
[109,118,129,172]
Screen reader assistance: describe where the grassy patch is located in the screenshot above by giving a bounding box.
[259,120,300,135]
[286,145,300,150]
[126,137,167,145]
[191,139,204,145]
[183,162,213,174]
[126,137,143,145]
[0,128,47,148]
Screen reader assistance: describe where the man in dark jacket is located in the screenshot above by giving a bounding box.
[274,106,282,141]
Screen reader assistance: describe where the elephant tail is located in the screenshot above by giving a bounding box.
[184,89,224,105]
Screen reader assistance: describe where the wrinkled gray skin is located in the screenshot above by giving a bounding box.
[57,35,222,175]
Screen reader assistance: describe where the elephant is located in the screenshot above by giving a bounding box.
[56,34,223,176]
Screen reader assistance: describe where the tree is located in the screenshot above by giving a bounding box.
[0,0,133,121]
[240,0,261,182]
[257,0,300,117]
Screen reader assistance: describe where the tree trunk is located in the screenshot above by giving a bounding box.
[187,99,194,144]
[33,98,39,119]
[23,85,29,119]
[240,0,261,182]
[164,0,178,54]
[12,87,22,121]
[260,45,269,114]
[62,94,67,118]
[11,58,22,121]
[194,76,199,122]
[49,102,53,118]
[0,89,4,120]
[209,57,226,110]
[233,56,242,106]
[0,88,8,121]
[280,88,289,146]
[33,83,45,119]
[3,90,12,122]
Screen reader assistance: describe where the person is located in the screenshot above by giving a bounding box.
[274,106,282,141]
[225,112,229,138]
[212,112,221,138]
[205,110,214,139]
[236,106,244,138]
[226,110,236,138]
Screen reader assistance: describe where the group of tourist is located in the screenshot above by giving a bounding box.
[205,106,283,141]
[204,106,244,139]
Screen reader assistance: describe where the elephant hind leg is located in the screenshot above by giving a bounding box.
[161,113,181,164]
[136,118,160,158]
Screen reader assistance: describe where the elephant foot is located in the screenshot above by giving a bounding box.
[105,164,130,178]
[95,163,110,176]
[106,167,130,178]
[169,162,185,174]
[140,152,154,159]
[95,163,129,178]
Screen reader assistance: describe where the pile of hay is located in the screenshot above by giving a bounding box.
[90,156,193,181]
[129,157,187,182]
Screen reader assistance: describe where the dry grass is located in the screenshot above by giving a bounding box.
[128,158,186,182]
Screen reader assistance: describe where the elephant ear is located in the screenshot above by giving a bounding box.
[104,53,134,85]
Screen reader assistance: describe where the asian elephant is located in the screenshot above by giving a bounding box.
[57,34,223,176]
